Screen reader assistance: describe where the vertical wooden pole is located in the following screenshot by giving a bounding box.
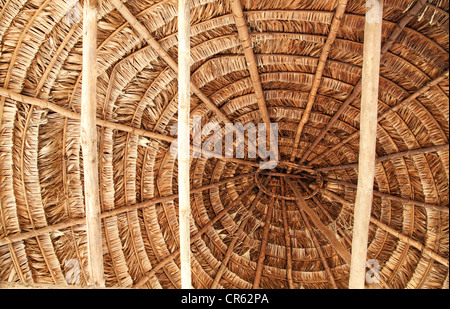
[81,0,104,287]
[178,0,192,289]
[348,0,383,289]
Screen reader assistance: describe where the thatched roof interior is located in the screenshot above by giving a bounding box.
[0,0,448,289]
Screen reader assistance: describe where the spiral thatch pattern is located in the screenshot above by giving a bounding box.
[0,0,448,289]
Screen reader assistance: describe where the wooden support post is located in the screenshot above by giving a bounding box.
[81,0,104,287]
[349,0,384,289]
[178,0,191,289]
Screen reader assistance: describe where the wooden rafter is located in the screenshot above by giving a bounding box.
[297,181,352,249]
[298,202,338,289]
[229,0,271,129]
[1,86,321,175]
[81,0,104,287]
[280,178,294,289]
[325,178,448,213]
[210,183,267,289]
[285,177,352,265]
[0,87,260,168]
[289,0,348,164]
[308,70,450,165]
[110,0,233,125]
[301,0,429,165]
[135,182,257,288]
[316,186,449,267]
[0,173,256,247]
[178,0,191,289]
[299,181,391,289]
[107,0,268,167]
[253,194,275,289]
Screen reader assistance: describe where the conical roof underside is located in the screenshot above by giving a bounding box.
[0,0,448,289]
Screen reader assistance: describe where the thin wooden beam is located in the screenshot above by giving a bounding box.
[289,0,348,164]
[378,69,450,120]
[301,0,429,165]
[316,144,449,172]
[325,178,449,213]
[81,0,104,287]
[379,0,427,61]
[260,171,306,179]
[424,3,449,18]
[1,87,315,171]
[316,186,449,267]
[178,0,191,290]
[308,70,449,165]
[285,177,352,265]
[298,203,338,289]
[229,0,271,129]
[0,173,255,247]
[253,195,275,289]
[110,0,268,162]
[349,0,384,289]
[0,87,261,168]
[280,178,294,289]
[297,181,352,249]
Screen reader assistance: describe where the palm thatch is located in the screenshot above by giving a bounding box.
[0,0,448,289]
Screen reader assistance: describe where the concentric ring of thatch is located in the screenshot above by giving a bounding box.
[0,0,448,289]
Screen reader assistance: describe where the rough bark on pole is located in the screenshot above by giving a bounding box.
[178,0,192,290]
[81,0,104,287]
[253,194,275,289]
[348,0,384,289]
